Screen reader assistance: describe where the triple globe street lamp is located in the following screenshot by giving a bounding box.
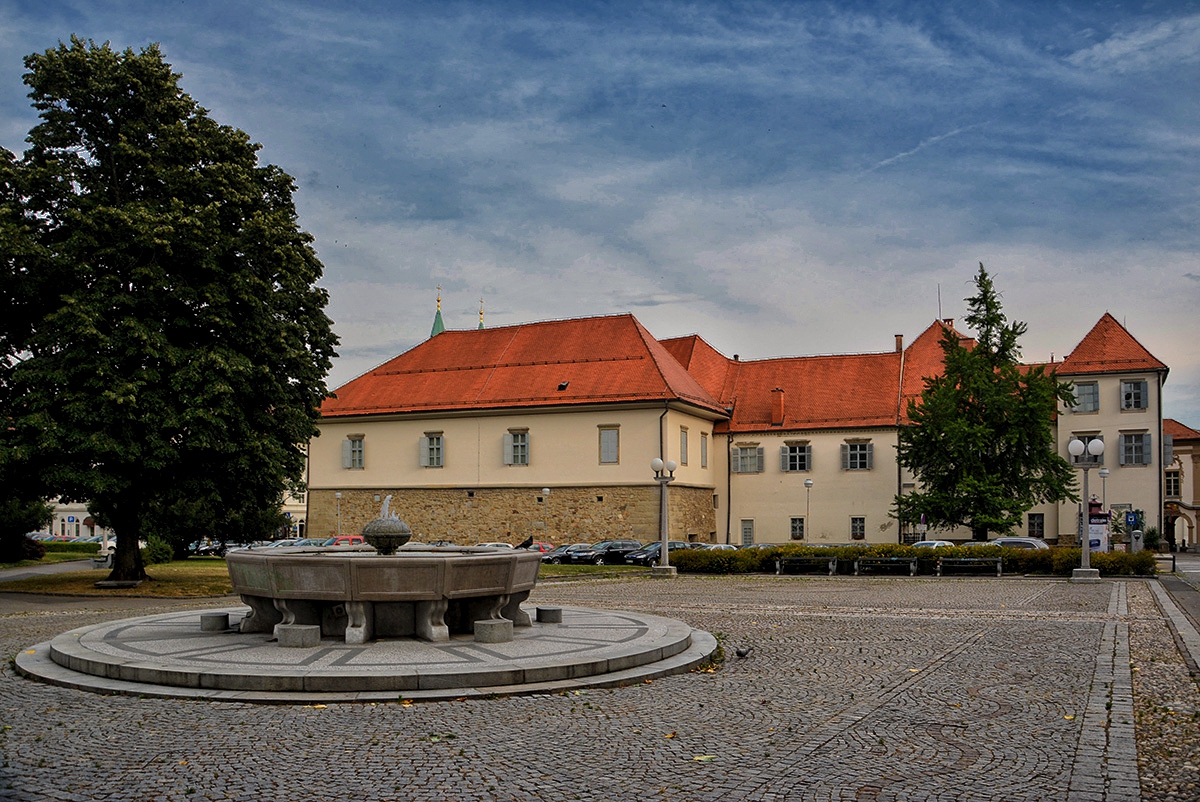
[651,458,677,577]
[1067,436,1104,582]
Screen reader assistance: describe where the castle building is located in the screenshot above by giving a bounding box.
[307,310,1171,547]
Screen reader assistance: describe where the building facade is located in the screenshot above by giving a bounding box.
[1164,419,1199,550]
[309,311,1170,547]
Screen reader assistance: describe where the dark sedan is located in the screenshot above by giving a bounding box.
[568,539,643,565]
[625,541,691,566]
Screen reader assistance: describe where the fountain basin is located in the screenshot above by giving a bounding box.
[226,546,542,644]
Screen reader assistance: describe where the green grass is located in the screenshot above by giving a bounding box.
[0,551,96,570]
[0,556,640,596]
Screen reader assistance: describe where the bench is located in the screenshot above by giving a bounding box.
[90,553,113,569]
[777,556,838,576]
[937,556,1002,577]
[853,556,917,577]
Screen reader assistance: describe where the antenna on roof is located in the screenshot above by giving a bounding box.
[479,297,485,330]
[937,283,942,320]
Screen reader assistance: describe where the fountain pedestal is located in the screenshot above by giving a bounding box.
[227,547,541,644]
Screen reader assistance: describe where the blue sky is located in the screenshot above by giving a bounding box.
[3,1,1199,423]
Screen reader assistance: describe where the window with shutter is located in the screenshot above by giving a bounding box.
[843,442,872,470]
[1119,433,1151,465]
[700,433,708,468]
[343,437,364,469]
[679,428,688,465]
[1121,380,1148,410]
[505,431,529,465]
[599,427,619,464]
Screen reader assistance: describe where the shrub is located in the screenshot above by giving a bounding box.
[0,535,46,563]
[1090,550,1157,576]
[141,535,174,565]
[43,541,101,554]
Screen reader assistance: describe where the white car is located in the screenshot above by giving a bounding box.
[911,540,955,549]
[474,541,514,549]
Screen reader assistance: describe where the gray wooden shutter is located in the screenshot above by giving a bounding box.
[1118,435,1127,465]
[419,437,430,467]
[730,449,740,473]
[840,443,849,470]
[755,447,764,473]
[524,433,531,464]
[503,433,514,465]
[1164,434,1174,466]
[804,445,813,471]
[342,439,353,469]
[866,444,874,470]
[780,446,790,472]
[1144,433,1152,465]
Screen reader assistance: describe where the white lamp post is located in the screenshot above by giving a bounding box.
[804,478,814,540]
[1098,468,1109,508]
[335,491,343,538]
[651,458,677,577]
[1068,437,1104,583]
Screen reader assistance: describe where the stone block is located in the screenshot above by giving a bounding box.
[275,623,321,647]
[1070,568,1102,584]
[536,606,563,624]
[474,618,513,643]
[200,613,230,632]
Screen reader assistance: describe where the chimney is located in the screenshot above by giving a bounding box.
[770,388,785,426]
[942,318,954,328]
[894,334,904,353]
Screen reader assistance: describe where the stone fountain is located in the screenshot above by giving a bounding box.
[225,497,541,645]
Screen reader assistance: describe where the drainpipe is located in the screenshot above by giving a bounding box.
[895,336,906,544]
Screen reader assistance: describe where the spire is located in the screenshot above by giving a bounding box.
[478,297,485,329]
[430,286,445,337]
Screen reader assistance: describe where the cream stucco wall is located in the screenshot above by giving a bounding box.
[718,429,902,545]
[1055,372,1165,541]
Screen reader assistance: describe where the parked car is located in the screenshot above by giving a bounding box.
[911,540,955,549]
[568,539,643,565]
[290,538,326,547]
[266,538,300,548]
[625,541,690,566]
[988,537,1050,550]
[524,541,554,553]
[322,535,365,547]
[542,543,590,564]
[475,541,513,549]
[704,543,737,551]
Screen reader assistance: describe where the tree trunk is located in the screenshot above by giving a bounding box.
[972,525,989,542]
[105,507,148,583]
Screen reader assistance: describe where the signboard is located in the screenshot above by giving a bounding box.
[1124,511,1138,529]
[1089,512,1109,552]
[67,515,75,523]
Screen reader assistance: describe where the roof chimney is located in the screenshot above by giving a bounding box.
[894,334,904,353]
[770,388,785,426]
[942,318,954,328]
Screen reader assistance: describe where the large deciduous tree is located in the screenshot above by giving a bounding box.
[893,264,1076,540]
[0,38,337,581]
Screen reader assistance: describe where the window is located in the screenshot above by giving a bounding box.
[1073,382,1099,413]
[700,433,708,468]
[790,517,805,540]
[850,517,866,540]
[781,442,811,472]
[1165,471,1181,499]
[1121,380,1148,411]
[1119,432,1151,466]
[679,427,689,465]
[504,431,529,465]
[740,519,755,546]
[599,426,619,464]
[842,442,873,471]
[1028,513,1045,538]
[419,433,444,467]
[342,436,364,469]
[1069,433,1104,466]
[731,446,765,473]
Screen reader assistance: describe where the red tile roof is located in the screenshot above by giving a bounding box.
[717,351,904,433]
[1058,313,1168,376]
[900,320,973,410]
[659,335,738,402]
[321,314,727,419]
[1165,418,1200,441]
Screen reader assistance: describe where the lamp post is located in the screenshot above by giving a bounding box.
[335,491,343,538]
[1098,468,1109,508]
[804,478,814,540]
[651,458,677,577]
[1068,437,1104,583]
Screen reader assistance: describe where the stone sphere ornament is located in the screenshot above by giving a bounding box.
[362,495,412,555]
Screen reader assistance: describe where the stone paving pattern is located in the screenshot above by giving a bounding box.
[1,576,1198,801]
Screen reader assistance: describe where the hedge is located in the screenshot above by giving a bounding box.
[670,542,1157,577]
[42,541,102,555]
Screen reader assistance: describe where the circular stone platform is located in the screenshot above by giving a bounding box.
[16,604,717,704]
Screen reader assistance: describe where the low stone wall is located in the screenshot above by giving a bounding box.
[308,485,717,546]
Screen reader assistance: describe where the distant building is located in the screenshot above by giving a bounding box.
[307,311,1169,547]
[1164,419,1199,550]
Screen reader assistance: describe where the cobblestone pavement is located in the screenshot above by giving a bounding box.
[1,576,1197,802]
